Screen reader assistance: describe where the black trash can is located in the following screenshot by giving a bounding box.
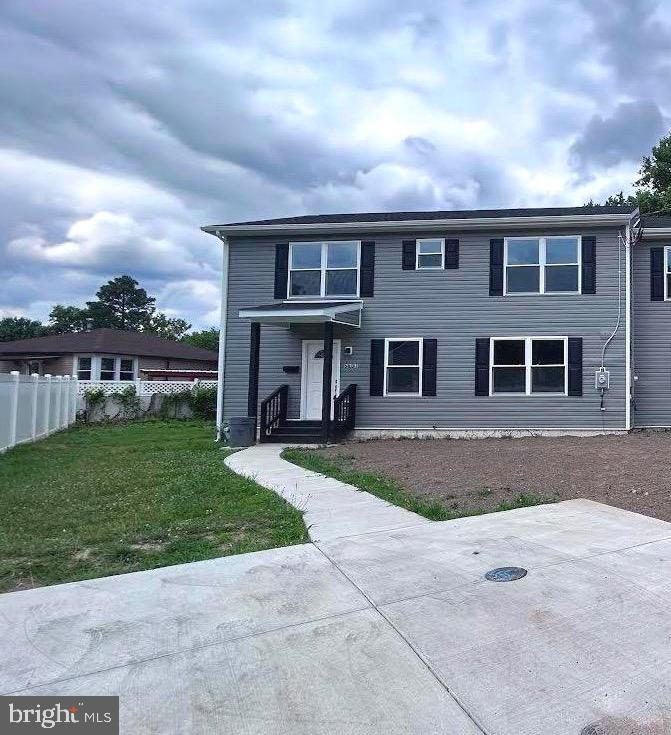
[228,416,257,447]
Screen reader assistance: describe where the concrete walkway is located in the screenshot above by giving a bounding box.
[4,446,671,733]
[225,444,430,541]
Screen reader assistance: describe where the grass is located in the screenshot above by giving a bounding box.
[0,420,308,593]
[282,447,547,521]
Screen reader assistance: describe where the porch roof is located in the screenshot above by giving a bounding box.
[238,300,362,326]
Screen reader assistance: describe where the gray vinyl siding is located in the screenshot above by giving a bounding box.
[633,239,671,426]
[224,226,628,430]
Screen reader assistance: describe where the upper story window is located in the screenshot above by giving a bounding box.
[416,238,444,269]
[665,247,671,300]
[504,236,581,295]
[289,241,360,297]
[490,337,567,395]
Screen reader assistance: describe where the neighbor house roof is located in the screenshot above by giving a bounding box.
[0,328,218,361]
[203,205,637,236]
[642,214,671,228]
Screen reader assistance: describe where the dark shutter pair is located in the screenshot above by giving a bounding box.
[474,337,583,396]
[274,242,376,299]
[402,239,459,270]
[489,237,597,295]
[370,339,437,397]
[651,247,665,301]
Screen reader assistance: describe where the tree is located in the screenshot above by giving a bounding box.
[48,305,90,334]
[86,275,156,330]
[182,327,219,353]
[145,313,192,340]
[600,130,671,214]
[0,317,46,342]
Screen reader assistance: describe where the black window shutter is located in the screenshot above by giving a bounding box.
[274,243,289,299]
[651,247,665,301]
[475,338,490,396]
[422,339,437,396]
[489,239,504,295]
[360,241,375,296]
[370,340,385,396]
[444,239,459,269]
[581,236,596,294]
[568,338,583,396]
[402,240,416,270]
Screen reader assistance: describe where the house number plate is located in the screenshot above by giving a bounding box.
[343,362,359,370]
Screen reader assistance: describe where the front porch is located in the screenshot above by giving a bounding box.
[238,301,361,444]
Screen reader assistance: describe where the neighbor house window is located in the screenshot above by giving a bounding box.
[384,338,422,396]
[416,238,444,269]
[490,337,567,395]
[504,236,580,294]
[289,241,360,297]
[77,356,92,380]
[100,357,116,380]
[119,358,135,381]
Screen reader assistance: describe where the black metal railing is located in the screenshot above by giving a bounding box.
[259,384,288,442]
[331,384,356,439]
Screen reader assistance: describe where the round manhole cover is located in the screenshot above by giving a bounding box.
[485,566,528,582]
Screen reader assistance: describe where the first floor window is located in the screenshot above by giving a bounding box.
[384,338,422,395]
[505,236,580,294]
[119,358,135,381]
[491,337,567,395]
[77,356,92,380]
[289,241,360,297]
[665,246,671,299]
[100,357,115,380]
[416,238,444,269]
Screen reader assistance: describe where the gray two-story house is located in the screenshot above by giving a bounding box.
[202,206,671,443]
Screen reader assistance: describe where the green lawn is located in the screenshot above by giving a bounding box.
[282,447,546,521]
[0,420,308,593]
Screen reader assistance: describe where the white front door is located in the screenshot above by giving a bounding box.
[301,340,341,420]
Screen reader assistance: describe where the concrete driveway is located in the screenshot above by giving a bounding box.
[3,448,671,734]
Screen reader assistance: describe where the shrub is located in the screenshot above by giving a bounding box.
[189,385,217,419]
[83,386,106,422]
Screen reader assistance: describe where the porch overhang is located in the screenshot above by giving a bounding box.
[238,301,362,327]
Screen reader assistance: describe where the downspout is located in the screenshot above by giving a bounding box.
[214,231,230,441]
[624,222,632,430]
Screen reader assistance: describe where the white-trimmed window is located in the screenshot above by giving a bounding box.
[490,337,567,395]
[665,246,671,301]
[288,241,360,297]
[384,338,423,396]
[416,238,444,269]
[75,355,137,381]
[504,236,581,294]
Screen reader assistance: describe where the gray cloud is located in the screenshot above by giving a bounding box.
[570,100,667,171]
[0,0,669,326]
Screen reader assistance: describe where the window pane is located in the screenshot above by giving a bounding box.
[418,239,442,254]
[119,372,134,381]
[77,370,91,380]
[388,340,419,365]
[667,273,671,296]
[326,269,357,295]
[507,239,539,265]
[545,265,578,292]
[387,366,420,393]
[120,358,133,372]
[418,253,442,268]
[100,371,115,381]
[506,266,540,293]
[546,237,578,264]
[101,358,114,371]
[291,243,322,269]
[532,366,565,393]
[78,357,92,370]
[493,367,526,393]
[290,270,321,296]
[532,339,564,365]
[493,340,525,365]
[327,242,357,268]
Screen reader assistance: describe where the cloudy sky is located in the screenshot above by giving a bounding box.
[1,0,669,329]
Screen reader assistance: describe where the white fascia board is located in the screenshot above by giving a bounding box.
[203,213,633,237]
[238,303,361,321]
[641,228,671,239]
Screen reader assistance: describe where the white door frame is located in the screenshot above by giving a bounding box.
[300,339,341,420]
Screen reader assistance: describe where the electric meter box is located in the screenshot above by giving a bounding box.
[595,368,610,390]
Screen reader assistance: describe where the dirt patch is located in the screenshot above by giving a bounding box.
[316,431,671,521]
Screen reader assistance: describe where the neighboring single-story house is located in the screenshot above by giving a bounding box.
[201,205,671,444]
[0,328,218,381]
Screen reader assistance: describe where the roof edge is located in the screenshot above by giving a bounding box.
[203,212,634,237]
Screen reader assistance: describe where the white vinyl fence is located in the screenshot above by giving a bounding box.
[0,372,78,453]
[76,379,217,396]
